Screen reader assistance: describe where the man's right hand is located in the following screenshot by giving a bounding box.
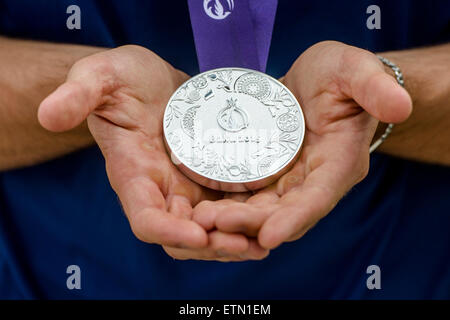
[38,45,268,261]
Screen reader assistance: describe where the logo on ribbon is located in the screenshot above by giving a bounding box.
[204,0,234,20]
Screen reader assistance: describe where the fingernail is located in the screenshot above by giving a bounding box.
[236,225,248,233]
[174,243,189,249]
[238,253,248,259]
[216,250,229,257]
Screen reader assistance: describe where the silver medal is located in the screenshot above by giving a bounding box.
[163,67,305,192]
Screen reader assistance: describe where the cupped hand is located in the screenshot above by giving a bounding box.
[193,41,412,251]
[38,45,268,261]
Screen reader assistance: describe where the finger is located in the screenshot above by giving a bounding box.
[258,159,353,249]
[340,49,412,123]
[192,199,239,230]
[164,234,269,261]
[167,168,224,207]
[167,194,194,220]
[38,56,119,132]
[120,176,208,248]
[238,239,270,260]
[286,221,317,242]
[163,230,248,260]
[213,191,278,236]
[196,191,278,236]
[215,201,276,237]
[164,246,244,262]
[224,192,253,202]
[220,239,270,261]
[245,190,280,206]
[258,188,332,250]
[209,230,249,255]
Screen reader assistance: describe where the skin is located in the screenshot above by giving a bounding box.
[192,42,450,255]
[0,37,99,170]
[192,41,413,251]
[2,37,449,261]
[38,45,269,261]
[38,41,414,260]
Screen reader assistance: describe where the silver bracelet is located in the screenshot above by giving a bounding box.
[369,55,405,153]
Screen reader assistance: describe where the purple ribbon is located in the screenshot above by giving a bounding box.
[187,0,278,73]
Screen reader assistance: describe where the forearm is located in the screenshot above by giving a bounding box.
[0,37,104,171]
[376,43,450,165]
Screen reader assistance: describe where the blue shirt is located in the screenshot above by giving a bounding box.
[0,0,449,299]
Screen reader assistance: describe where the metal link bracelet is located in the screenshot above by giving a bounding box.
[369,55,405,153]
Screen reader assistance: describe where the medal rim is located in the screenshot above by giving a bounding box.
[163,67,305,191]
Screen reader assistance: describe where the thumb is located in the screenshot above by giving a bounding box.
[38,57,118,132]
[344,51,412,123]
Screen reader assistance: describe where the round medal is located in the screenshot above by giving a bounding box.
[163,67,305,192]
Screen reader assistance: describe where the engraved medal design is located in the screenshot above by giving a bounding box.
[277,112,300,132]
[217,98,249,132]
[235,73,271,100]
[181,106,200,139]
[163,68,305,192]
